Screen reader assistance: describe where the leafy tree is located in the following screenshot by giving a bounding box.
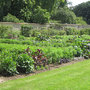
[9,0,26,18]
[73,1,90,24]
[31,6,50,24]
[56,0,67,8]
[51,8,76,24]
[0,0,68,23]
[35,0,56,12]
[0,0,12,21]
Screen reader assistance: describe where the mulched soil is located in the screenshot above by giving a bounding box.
[0,57,85,83]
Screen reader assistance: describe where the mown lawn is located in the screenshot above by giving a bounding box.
[0,60,90,90]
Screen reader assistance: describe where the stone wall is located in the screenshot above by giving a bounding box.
[0,22,90,30]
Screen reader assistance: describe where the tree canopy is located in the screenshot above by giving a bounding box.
[0,0,67,23]
[73,1,90,24]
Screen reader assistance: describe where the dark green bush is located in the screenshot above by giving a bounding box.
[51,8,76,24]
[0,56,18,76]
[21,24,33,37]
[16,54,34,73]
[3,13,24,23]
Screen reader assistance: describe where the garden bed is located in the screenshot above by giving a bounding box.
[0,57,84,83]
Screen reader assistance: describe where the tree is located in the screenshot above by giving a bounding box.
[0,0,68,23]
[9,0,26,18]
[51,8,76,24]
[73,1,90,24]
[35,0,56,12]
[31,6,50,24]
[0,0,12,21]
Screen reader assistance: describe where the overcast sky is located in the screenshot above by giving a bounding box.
[68,0,89,6]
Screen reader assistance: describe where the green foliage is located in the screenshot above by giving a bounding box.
[21,24,33,37]
[36,34,50,41]
[0,0,74,24]
[73,1,90,24]
[0,25,12,38]
[16,54,34,73]
[51,8,76,24]
[59,30,66,35]
[80,28,90,35]
[65,27,78,35]
[20,8,32,22]
[36,66,41,70]
[75,17,87,25]
[0,60,90,90]
[0,0,12,21]
[74,46,83,57]
[3,13,24,23]
[0,56,17,76]
[0,33,90,76]
[35,0,56,12]
[32,6,50,24]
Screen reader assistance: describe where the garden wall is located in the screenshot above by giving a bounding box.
[0,22,90,30]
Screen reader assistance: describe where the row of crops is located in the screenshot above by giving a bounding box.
[0,35,90,76]
[0,25,90,76]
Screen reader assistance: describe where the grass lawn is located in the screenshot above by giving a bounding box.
[0,60,90,90]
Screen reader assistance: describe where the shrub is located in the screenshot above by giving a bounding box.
[63,47,76,59]
[74,46,83,57]
[84,50,90,59]
[24,47,48,68]
[3,13,24,23]
[75,17,87,25]
[65,27,78,35]
[0,56,18,76]
[16,54,34,73]
[80,28,90,35]
[59,30,66,35]
[29,30,41,37]
[36,34,50,41]
[0,25,12,38]
[31,6,50,24]
[21,24,33,37]
[18,35,25,40]
[4,29,20,39]
[48,29,60,36]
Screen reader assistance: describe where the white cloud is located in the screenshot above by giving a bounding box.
[68,0,89,6]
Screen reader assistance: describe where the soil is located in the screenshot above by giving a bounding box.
[0,57,85,84]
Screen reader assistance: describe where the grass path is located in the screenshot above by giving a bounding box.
[0,60,90,90]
